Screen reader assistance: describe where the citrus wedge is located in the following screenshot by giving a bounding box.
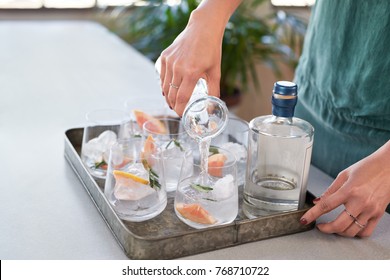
[132,109,167,134]
[112,169,154,201]
[113,170,149,185]
[176,203,216,225]
[208,153,227,177]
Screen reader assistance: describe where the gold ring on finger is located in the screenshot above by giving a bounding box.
[354,219,366,229]
[344,209,357,220]
[169,82,179,89]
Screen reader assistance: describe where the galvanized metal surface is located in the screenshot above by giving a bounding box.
[64,128,315,259]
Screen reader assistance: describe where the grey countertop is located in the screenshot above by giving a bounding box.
[0,20,388,260]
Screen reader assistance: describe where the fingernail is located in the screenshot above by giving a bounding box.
[162,91,165,96]
[300,218,308,225]
[313,197,321,203]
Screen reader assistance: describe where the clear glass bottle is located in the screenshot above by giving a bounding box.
[243,81,314,218]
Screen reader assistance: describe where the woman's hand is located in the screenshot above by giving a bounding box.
[300,140,390,237]
[158,0,242,116]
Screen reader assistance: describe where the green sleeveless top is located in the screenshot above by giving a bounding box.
[294,0,390,178]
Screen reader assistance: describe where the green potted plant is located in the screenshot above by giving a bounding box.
[101,0,306,106]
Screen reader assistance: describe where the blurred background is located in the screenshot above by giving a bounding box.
[0,0,314,121]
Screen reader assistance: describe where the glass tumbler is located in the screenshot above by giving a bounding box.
[174,146,238,229]
[104,138,167,222]
[81,109,132,179]
[143,118,195,192]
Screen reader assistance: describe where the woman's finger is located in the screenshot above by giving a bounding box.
[173,78,197,116]
[317,207,367,237]
[162,65,174,107]
[167,76,182,110]
[300,188,347,225]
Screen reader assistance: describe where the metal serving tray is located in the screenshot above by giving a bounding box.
[64,127,315,259]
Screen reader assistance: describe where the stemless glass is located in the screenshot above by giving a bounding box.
[143,118,195,192]
[174,146,238,229]
[104,138,167,222]
[81,109,132,179]
[211,117,249,186]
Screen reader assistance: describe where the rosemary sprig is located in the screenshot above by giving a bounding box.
[142,159,161,190]
[94,160,107,169]
[165,138,184,151]
[190,183,213,193]
[148,167,161,190]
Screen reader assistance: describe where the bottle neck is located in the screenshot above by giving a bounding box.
[271,115,293,125]
[271,94,297,118]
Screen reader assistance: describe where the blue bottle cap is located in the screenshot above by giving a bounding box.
[272,81,298,117]
[273,81,297,96]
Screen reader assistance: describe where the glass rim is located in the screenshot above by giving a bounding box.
[228,116,249,131]
[109,137,163,162]
[192,145,238,169]
[143,117,185,136]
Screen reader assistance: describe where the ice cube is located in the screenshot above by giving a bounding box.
[114,183,155,201]
[103,144,124,165]
[126,163,148,179]
[212,174,235,200]
[221,142,247,160]
[162,144,185,159]
[83,138,104,162]
[113,163,154,201]
[98,130,117,149]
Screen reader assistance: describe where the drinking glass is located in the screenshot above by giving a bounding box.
[174,146,238,229]
[104,138,167,222]
[81,109,132,179]
[211,117,249,186]
[143,118,195,192]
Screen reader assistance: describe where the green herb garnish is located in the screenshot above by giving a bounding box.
[209,147,219,156]
[165,138,184,151]
[141,159,161,190]
[190,183,213,193]
[148,168,161,190]
[94,160,107,169]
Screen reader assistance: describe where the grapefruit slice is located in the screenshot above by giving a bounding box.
[176,203,216,225]
[208,153,227,177]
[112,169,154,200]
[141,135,157,168]
[132,109,167,134]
